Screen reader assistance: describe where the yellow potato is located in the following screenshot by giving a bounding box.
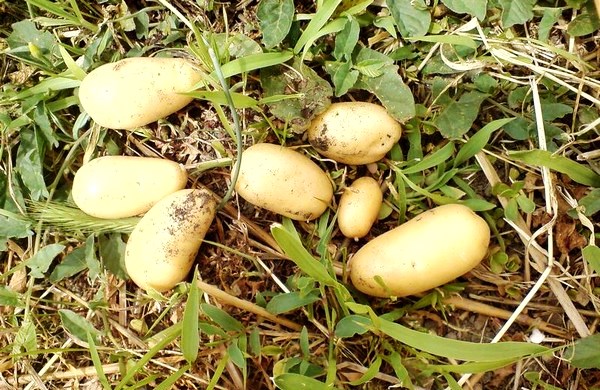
[235,143,333,221]
[338,177,382,239]
[72,156,187,219]
[79,57,201,129]
[350,204,490,297]
[308,102,402,165]
[125,188,217,292]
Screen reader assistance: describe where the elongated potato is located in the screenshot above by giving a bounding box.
[125,188,217,292]
[308,102,402,165]
[235,143,333,221]
[79,57,201,129]
[350,204,490,297]
[338,177,382,239]
[72,156,187,219]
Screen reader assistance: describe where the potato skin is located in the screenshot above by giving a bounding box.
[308,102,402,165]
[235,143,333,221]
[350,204,490,297]
[125,188,217,292]
[72,156,187,219]
[79,57,201,129]
[338,177,382,239]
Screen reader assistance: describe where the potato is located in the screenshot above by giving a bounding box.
[350,204,490,297]
[338,177,382,239]
[72,156,187,219]
[235,143,333,221]
[79,57,201,129]
[125,188,217,292]
[308,102,402,165]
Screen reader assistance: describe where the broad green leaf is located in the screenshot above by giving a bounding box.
[220,51,293,79]
[566,333,600,369]
[12,319,37,355]
[442,0,487,20]
[541,102,572,121]
[409,34,478,49]
[0,286,22,307]
[354,47,415,123]
[582,246,600,275]
[271,224,338,286]
[34,103,59,146]
[377,317,548,361]
[200,303,244,332]
[503,116,530,140]
[261,58,333,132]
[567,12,600,37]
[228,339,247,370]
[509,150,600,187]
[266,290,321,314]
[403,142,455,174]
[27,243,65,279]
[498,0,536,28]
[539,8,562,42]
[387,0,431,38]
[294,0,343,53]
[0,215,32,238]
[257,0,295,49]
[579,188,600,216]
[335,315,370,338]
[454,118,515,166]
[334,17,360,60]
[182,271,200,364]
[85,234,100,280]
[434,91,488,138]
[49,245,87,282]
[275,373,342,390]
[59,309,101,343]
[7,20,60,62]
[331,61,359,97]
[353,58,387,78]
[98,233,128,280]
[16,128,49,201]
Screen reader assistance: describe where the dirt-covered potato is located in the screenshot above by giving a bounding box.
[308,102,402,165]
[235,143,333,221]
[338,177,382,239]
[72,156,187,219]
[124,188,217,292]
[350,204,490,297]
[78,57,201,129]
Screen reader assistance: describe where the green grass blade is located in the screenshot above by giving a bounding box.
[377,317,548,362]
[275,373,343,390]
[402,142,455,174]
[271,223,338,286]
[454,118,515,167]
[219,51,293,78]
[154,364,191,390]
[87,332,111,390]
[509,150,600,187]
[181,271,200,364]
[294,0,342,53]
[114,323,182,390]
[427,357,524,374]
[408,34,478,49]
[186,91,258,108]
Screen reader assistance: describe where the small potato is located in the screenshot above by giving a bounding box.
[72,156,187,219]
[79,57,201,129]
[350,204,490,297]
[338,177,382,239]
[308,102,402,165]
[235,143,333,221]
[125,188,217,292]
